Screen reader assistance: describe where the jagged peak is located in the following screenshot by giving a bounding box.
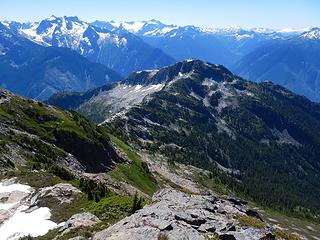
[47,15,57,21]
[300,27,320,40]
[44,15,81,23]
[0,88,14,104]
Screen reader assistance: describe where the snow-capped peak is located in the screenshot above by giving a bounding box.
[107,19,178,36]
[208,25,245,34]
[300,27,320,40]
[251,27,274,34]
[18,16,90,47]
[1,20,11,28]
[15,15,131,56]
[120,21,145,33]
[277,27,310,33]
[47,15,58,21]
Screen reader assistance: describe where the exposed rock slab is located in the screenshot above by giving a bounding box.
[33,183,81,204]
[93,188,276,240]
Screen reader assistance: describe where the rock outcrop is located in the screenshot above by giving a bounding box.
[0,89,13,104]
[93,188,275,240]
[33,183,81,204]
[59,212,101,234]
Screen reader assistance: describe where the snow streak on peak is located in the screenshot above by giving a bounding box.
[16,16,130,51]
[277,27,310,33]
[18,16,89,47]
[121,21,145,33]
[300,27,320,40]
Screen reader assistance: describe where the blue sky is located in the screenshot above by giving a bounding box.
[1,0,319,29]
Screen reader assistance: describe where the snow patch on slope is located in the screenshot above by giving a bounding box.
[0,206,56,240]
[121,21,145,33]
[87,83,164,124]
[0,179,57,239]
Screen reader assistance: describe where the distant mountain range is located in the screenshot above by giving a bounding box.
[234,28,320,101]
[0,22,121,100]
[48,60,320,217]
[101,19,306,64]
[4,16,176,77]
[92,20,320,101]
[1,15,320,238]
[1,16,320,101]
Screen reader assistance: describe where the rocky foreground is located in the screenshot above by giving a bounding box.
[0,177,306,240]
[93,188,277,240]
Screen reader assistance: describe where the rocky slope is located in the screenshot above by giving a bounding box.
[0,22,121,100]
[0,178,81,239]
[93,188,280,240]
[0,88,159,239]
[1,176,307,240]
[50,60,320,222]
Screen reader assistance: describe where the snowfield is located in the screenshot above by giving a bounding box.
[94,83,164,124]
[0,179,57,240]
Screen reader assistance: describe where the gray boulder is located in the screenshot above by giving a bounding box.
[59,212,101,233]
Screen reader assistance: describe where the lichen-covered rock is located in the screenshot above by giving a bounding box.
[59,212,101,234]
[33,183,81,204]
[92,188,276,240]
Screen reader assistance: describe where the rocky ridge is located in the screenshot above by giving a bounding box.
[93,188,283,240]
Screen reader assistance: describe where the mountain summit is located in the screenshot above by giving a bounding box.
[49,60,320,219]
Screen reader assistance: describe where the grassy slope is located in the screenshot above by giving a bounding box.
[0,95,121,174]
[108,134,158,196]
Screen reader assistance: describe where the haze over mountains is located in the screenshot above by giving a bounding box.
[2,16,320,101]
[105,20,320,101]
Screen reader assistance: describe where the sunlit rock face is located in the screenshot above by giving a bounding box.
[93,188,275,240]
